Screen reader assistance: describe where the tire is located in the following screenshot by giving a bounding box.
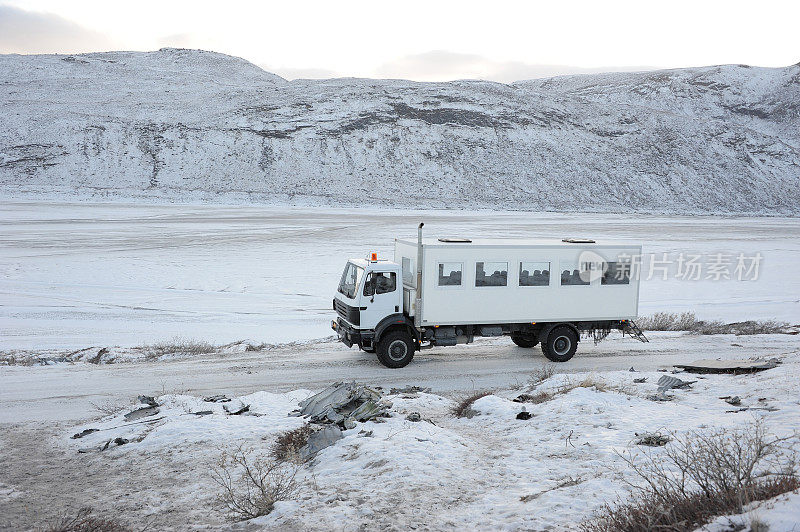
[376,330,415,368]
[510,333,539,348]
[541,326,578,362]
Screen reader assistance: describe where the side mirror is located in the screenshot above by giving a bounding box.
[364,274,377,299]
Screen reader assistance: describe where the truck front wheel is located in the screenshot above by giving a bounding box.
[541,326,578,362]
[510,333,539,348]
[376,330,415,368]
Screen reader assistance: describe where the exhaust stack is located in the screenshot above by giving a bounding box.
[414,223,424,328]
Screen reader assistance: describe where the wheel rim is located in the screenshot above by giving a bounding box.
[553,335,571,356]
[387,339,408,361]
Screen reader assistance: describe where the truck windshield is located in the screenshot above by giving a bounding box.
[338,263,364,299]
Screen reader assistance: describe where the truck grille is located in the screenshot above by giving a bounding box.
[334,298,360,325]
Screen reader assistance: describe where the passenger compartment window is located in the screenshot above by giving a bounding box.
[602,262,631,285]
[520,262,550,286]
[476,261,508,287]
[560,261,590,286]
[438,262,463,286]
[364,272,397,295]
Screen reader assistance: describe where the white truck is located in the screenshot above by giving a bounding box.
[332,224,646,368]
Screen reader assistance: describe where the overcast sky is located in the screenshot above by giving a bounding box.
[1,0,798,82]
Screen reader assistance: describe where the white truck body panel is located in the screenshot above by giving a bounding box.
[394,238,641,326]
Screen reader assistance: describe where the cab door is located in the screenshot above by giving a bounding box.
[359,270,401,329]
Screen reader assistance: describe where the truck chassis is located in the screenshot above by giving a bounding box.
[333,313,646,368]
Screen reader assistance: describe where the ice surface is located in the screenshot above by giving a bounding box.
[1,202,797,350]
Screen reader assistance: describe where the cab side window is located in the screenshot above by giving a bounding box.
[364,272,397,296]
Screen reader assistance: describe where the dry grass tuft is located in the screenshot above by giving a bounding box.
[638,312,789,335]
[528,365,557,387]
[138,337,216,360]
[517,375,627,407]
[271,424,313,462]
[452,391,492,418]
[557,375,623,395]
[527,391,556,404]
[582,421,798,532]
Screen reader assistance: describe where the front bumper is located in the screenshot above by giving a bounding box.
[332,318,373,349]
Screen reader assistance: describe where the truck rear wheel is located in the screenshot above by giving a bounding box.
[510,333,539,348]
[541,326,578,362]
[376,330,415,368]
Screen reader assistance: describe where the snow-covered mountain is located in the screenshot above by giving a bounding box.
[1,48,798,214]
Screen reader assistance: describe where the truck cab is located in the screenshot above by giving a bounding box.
[333,256,416,366]
[334,256,403,329]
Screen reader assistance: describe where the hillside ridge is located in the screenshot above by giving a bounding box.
[1,49,798,214]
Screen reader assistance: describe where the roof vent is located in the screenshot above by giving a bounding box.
[438,238,472,243]
[562,238,596,243]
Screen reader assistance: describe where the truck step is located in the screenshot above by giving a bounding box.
[622,320,649,343]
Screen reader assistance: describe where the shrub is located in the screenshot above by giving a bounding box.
[46,507,130,532]
[583,422,798,532]
[451,391,491,418]
[211,447,301,521]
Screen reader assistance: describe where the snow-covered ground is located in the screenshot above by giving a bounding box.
[1,335,798,530]
[1,200,799,530]
[2,201,798,350]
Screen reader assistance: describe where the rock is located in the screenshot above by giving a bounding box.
[405,412,422,422]
[203,394,231,403]
[657,375,696,392]
[78,436,129,453]
[516,411,533,420]
[71,428,99,439]
[725,396,742,406]
[633,377,647,383]
[299,425,343,461]
[222,403,250,415]
[635,432,671,446]
[123,405,159,421]
[513,394,536,403]
[294,382,388,424]
[137,395,158,407]
[389,385,432,395]
[191,410,213,416]
[343,419,357,429]
[87,348,108,364]
[674,358,781,374]
[646,392,674,402]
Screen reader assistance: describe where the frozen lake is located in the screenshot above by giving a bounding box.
[1,201,798,349]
